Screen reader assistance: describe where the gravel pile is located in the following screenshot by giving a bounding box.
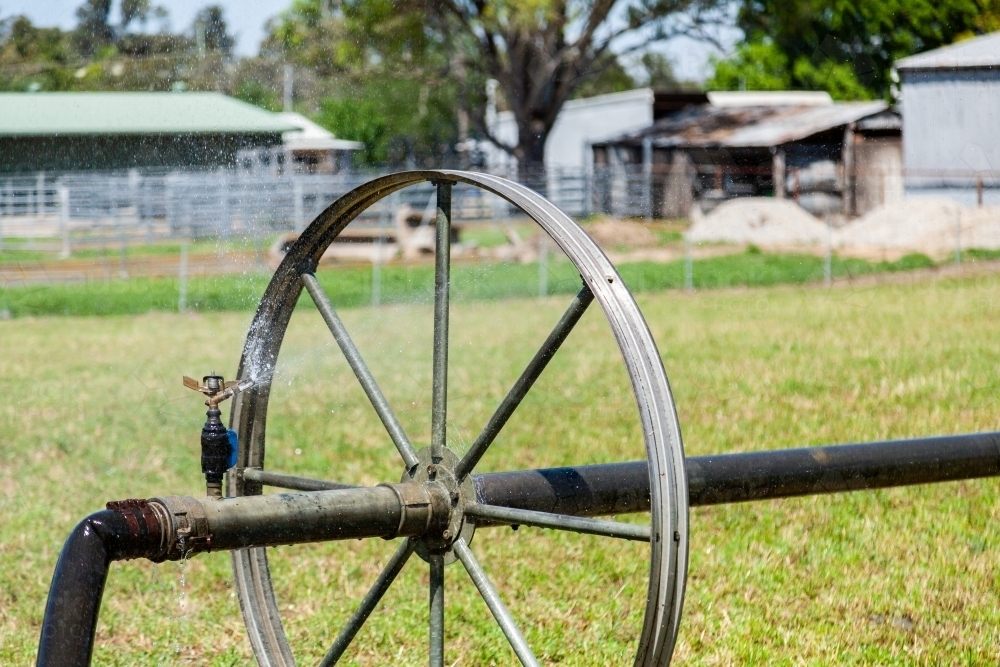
[836,199,1000,259]
[687,198,829,248]
[585,219,659,248]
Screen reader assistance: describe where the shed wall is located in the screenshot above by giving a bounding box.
[0,132,283,173]
[491,89,654,171]
[901,70,1000,185]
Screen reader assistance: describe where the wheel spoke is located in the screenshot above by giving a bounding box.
[301,271,420,470]
[431,181,452,462]
[429,553,445,667]
[454,285,594,480]
[465,503,650,542]
[241,468,355,492]
[319,539,415,666]
[453,539,540,667]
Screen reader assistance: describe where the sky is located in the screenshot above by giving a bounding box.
[0,0,739,81]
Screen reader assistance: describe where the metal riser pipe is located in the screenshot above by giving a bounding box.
[152,483,449,558]
[201,486,404,550]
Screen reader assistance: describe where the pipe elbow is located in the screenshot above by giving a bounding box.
[37,501,168,667]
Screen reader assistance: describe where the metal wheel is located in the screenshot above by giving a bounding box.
[227,171,689,666]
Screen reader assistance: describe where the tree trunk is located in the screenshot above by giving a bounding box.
[517,119,548,193]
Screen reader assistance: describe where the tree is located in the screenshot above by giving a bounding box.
[73,0,115,57]
[717,0,999,99]
[425,0,728,175]
[194,5,235,56]
[264,0,463,166]
[638,51,698,91]
[570,54,639,99]
[316,97,390,164]
[120,0,151,29]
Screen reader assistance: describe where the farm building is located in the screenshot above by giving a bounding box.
[0,92,298,173]
[896,32,1000,206]
[484,88,709,173]
[591,92,901,218]
[237,112,363,175]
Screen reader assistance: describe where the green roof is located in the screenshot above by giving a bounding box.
[0,92,299,136]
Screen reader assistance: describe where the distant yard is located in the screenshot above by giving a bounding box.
[2,272,1000,665]
[0,247,943,318]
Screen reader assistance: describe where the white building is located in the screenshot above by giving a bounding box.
[487,88,656,173]
[278,112,363,173]
[238,112,363,174]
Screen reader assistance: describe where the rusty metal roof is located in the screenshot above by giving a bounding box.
[602,101,888,148]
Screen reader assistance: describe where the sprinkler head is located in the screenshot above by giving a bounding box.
[183,374,254,407]
[183,373,255,497]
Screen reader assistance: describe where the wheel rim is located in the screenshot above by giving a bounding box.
[227,170,689,666]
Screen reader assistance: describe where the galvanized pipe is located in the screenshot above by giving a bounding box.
[454,285,594,481]
[242,467,355,492]
[151,482,450,558]
[431,181,452,463]
[301,271,421,471]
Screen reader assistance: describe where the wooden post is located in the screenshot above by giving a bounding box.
[772,149,786,199]
[58,186,70,258]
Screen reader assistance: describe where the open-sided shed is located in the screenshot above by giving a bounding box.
[592,94,900,218]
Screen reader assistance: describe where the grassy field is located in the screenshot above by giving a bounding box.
[2,273,1000,665]
[0,249,936,318]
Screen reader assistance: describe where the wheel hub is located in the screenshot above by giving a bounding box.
[402,446,476,564]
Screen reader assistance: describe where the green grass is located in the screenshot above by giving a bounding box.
[656,229,684,244]
[0,238,263,264]
[2,276,1000,664]
[964,248,1000,262]
[0,250,939,318]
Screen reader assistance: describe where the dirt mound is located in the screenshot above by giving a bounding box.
[584,219,658,248]
[835,199,1000,259]
[687,198,828,248]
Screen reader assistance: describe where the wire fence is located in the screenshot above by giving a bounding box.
[0,167,605,255]
[3,164,999,249]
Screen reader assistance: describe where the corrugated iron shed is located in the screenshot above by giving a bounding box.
[0,92,298,136]
[896,32,1000,71]
[608,101,888,149]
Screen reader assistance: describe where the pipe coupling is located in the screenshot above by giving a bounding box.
[104,498,170,561]
[380,482,451,538]
[147,495,211,560]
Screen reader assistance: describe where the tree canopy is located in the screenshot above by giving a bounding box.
[5,0,999,167]
[708,0,1000,99]
[420,0,728,172]
[262,0,708,167]
[0,0,237,92]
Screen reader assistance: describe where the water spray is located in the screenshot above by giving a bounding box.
[183,374,254,498]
